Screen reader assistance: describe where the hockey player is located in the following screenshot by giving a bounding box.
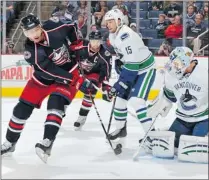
[104,9,156,150]
[147,47,208,163]
[1,14,93,163]
[74,30,113,130]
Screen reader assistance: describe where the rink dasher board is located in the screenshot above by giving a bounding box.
[1,55,208,99]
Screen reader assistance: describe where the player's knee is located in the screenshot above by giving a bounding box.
[47,94,69,112]
[115,97,128,109]
[193,120,209,137]
[129,97,145,110]
[13,101,34,119]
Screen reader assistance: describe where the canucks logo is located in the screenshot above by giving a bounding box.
[180,89,197,111]
[120,33,129,41]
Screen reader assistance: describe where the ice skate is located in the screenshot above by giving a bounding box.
[35,138,54,163]
[74,116,87,131]
[108,121,127,149]
[1,140,16,156]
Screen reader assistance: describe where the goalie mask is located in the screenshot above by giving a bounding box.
[165,47,194,80]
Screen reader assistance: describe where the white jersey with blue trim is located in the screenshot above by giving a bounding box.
[109,25,155,74]
[164,65,208,122]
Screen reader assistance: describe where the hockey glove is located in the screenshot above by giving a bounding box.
[74,76,96,94]
[113,65,138,97]
[102,82,115,102]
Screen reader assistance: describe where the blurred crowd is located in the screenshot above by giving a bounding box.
[1,1,209,55]
[1,1,24,54]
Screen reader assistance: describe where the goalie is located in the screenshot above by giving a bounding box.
[147,47,208,163]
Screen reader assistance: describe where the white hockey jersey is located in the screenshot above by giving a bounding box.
[164,65,208,122]
[109,25,155,74]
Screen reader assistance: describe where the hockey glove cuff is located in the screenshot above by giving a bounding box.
[74,77,96,94]
[102,82,115,102]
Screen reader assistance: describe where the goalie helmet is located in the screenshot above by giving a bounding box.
[165,47,194,80]
[104,9,124,28]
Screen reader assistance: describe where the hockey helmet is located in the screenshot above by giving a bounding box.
[89,30,102,40]
[165,47,194,80]
[104,9,124,27]
[21,14,41,30]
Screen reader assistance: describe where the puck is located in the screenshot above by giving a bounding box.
[116,144,122,149]
[114,147,122,155]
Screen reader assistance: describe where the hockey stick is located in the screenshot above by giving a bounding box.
[76,55,121,155]
[132,114,159,161]
[88,91,122,155]
[107,96,116,134]
[89,83,116,134]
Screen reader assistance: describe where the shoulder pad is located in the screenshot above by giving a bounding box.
[42,19,64,30]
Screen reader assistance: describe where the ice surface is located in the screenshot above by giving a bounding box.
[1,98,208,179]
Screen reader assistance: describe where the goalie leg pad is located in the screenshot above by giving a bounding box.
[150,131,175,159]
[178,135,208,164]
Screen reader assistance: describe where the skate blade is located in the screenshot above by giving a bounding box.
[74,126,82,131]
[1,152,13,157]
[35,147,49,163]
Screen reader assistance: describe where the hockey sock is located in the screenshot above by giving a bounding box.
[136,106,152,132]
[79,93,96,116]
[129,97,152,132]
[44,109,63,140]
[114,97,128,129]
[6,102,34,143]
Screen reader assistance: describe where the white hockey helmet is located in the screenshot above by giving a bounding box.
[104,9,124,27]
[165,46,194,80]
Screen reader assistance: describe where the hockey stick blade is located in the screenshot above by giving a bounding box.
[132,115,159,161]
